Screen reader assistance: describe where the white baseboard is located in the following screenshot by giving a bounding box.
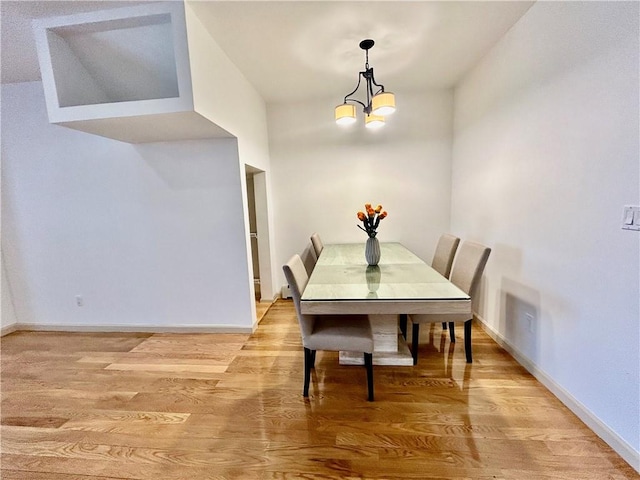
[1,324,18,337]
[7,323,254,334]
[476,314,639,473]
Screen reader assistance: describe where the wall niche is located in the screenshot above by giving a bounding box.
[33,2,230,143]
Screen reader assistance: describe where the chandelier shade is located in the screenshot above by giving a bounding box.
[372,92,396,116]
[365,113,385,129]
[335,103,357,124]
[335,39,396,128]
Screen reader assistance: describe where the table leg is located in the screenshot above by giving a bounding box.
[339,314,414,366]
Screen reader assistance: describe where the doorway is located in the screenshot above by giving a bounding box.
[245,171,260,301]
[245,166,273,322]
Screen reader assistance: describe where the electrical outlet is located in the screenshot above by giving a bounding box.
[622,205,640,231]
[75,295,84,307]
[525,312,534,333]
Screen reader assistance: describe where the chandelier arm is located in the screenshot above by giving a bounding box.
[369,70,386,94]
[342,71,367,104]
[344,98,367,110]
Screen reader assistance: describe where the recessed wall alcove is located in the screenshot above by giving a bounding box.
[33,2,231,143]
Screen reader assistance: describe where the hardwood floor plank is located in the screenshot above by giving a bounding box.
[2,425,90,443]
[2,454,128,479]
[104,363,228,373]
[2,470,130,480]
[500,470,637,480]
[1,416,70,428]
[77,353,238,364]
[1,299,637,479]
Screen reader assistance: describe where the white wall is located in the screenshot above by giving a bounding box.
[452,1,639,466]
[0,2,277,332]
[185,1,276,301]
[1,250,18,331]
[268,91,454,288]
[1,81,253,331]
[0,103,15,331]
[185,2,270,172]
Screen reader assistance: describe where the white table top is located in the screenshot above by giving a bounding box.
[301,243,470,315]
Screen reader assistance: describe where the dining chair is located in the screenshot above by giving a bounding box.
[400,234,460,341]
[310,233,324,259]
[432,233,460,278]
[431,234,461,339]
[301,243,317,275]
[283,254,374,401]
[408,241,491,364]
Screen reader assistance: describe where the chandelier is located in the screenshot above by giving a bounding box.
[334,39,396,129]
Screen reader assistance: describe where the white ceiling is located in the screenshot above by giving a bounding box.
[1,1,534,103]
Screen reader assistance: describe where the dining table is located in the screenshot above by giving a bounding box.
[300,242,471,366]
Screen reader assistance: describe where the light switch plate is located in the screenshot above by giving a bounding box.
[622,205,640,231]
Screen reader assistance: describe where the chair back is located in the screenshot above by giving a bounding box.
[431,234,460,278]
[301,243,317,275]
[310,233,323,258]
[450,241,491,304]
[283,254,314,341]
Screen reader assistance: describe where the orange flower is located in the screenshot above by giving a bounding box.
[356,203,388,238]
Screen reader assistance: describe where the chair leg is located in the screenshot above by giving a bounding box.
[448,322,456,343]
[464,320,472,363]
[310,350,316,369]
[411,323,420,365]
[303,348,313,397]
[399,314,407,339]
[442,322,447,330]
[364,352,374,402]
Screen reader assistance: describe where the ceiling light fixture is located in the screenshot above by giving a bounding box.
[335,39,396,128]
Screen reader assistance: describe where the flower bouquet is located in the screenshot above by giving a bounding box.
[357,204,388,238]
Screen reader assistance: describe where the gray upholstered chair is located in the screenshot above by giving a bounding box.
[400,234,460,340]
[409,241,491,364]
[310,233,323,259]
[431,234,460,339]
[300,243,318,275]
[283,254,374,401]
[432,234,460,279]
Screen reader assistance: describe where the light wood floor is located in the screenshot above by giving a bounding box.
[255,300,272,323]
[1,299,637,479]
